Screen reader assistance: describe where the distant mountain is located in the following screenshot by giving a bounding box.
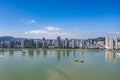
[0,36,25,41]
[87,37,105,43]
[94,37,120,42]
[93,37,105,42]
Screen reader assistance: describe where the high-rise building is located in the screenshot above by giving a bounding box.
[49,39,52,46]
[105,37,110,49]
[69,41,72,48]
[75,40,79,48]
[28,39,34,48]
[105,37,118,49]
[42,37,47,48]
[0,41,5,48]
[56,36,61,48]
[65,38,69,48]
[61,39,65,48]
[21,40,24,48]
[10,41,14,48]
[5,41,10,48]
[89,39,94,48]
[71,40,75,48]
[106,37,113,49]
[34,39,41,48]
[110,37,113,49]
[118,42,120,49]
[113,37,118,49]
[79,40,83,48]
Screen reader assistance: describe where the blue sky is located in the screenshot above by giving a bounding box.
[0,0,120,39]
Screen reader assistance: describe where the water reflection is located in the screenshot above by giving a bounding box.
[57,50,61,62]
[85,49,103,54]
[1,49,82,60]
[1,49,120,80]
[105,50,117,64]
[0,50,4,58]
[9,50,14,57]
[62,50,65,58]
[22,50,26,57]
[1,49,120,64]
[36,50,40,56]
[43,50,47,58]
[80,50,83,57]
[67,50,75,58]
[28,50,34,58]
[66,50,69,58]
[72,50,75,58]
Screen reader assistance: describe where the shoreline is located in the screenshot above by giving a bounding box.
[0,48,120,52]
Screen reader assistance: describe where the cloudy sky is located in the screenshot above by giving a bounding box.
[0,0,120,39]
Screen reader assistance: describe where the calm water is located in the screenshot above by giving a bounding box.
[0,49,120,80]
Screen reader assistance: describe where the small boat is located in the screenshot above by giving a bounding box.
[73,59,84,63]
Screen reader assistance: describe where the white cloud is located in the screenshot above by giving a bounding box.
[27,19,36,24]
[47,32,70,36]
[45,26,60,31]
[24,25,72,38]
[25,30,47,35]
[81,32,120,39]
[106,32,120,37]
[24,29,71,39]
[108,32,120,35]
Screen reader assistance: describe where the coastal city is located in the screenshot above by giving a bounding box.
[0,36,119,50]
[0,0,120,80]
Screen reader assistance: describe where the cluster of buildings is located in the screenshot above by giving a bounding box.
[0,36,120,50]
[105,37,119,49]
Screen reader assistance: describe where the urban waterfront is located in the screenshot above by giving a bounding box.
[0,49,120,80]
[1,36,120,50]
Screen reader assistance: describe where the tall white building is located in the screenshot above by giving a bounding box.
[79,40,83,48]
[118,42,120,49]
[113,37,118,49]
[71,40,75,48]
[65,38,69,48]
[105,37,118,49]
[21,40,24,48]
[110,37,113,49]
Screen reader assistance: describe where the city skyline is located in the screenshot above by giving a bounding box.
[0,35,120,50]
[0,0,120,39]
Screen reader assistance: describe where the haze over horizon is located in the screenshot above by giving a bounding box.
[0,0,120,39]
